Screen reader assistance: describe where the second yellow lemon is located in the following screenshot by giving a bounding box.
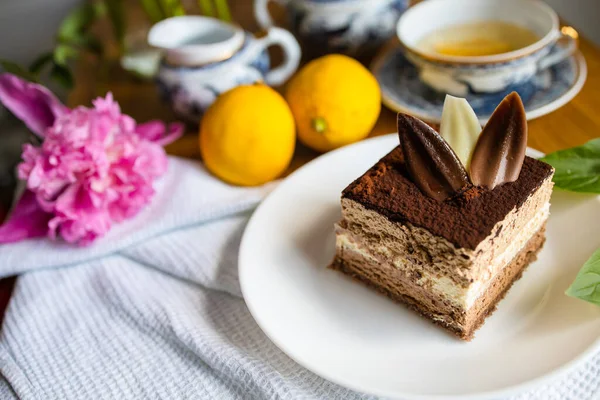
[285,54,381,152]
[200,84,295,186]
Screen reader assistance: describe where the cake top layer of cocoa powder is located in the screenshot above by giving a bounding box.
[342,146,554,250]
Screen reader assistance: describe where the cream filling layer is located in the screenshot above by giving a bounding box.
[434,203,549,309]
[336,203,550,311]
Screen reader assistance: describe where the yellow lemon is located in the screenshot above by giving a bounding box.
[285,54,381,152]
[200,84,295,186]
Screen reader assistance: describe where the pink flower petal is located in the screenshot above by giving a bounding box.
[158,122,185,146]
[92,92,120,116]
[136,121,184,146]
[135,121,164,142]
[8,81,180,246]
[0,73,68,138]
[0,190,52,244]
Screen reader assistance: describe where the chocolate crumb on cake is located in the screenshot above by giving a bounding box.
[330,93,555,340]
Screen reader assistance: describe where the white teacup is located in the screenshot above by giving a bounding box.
[397,0,578,96]
[148,16,301,121]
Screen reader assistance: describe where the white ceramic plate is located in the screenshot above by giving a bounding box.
[239,134,600,399]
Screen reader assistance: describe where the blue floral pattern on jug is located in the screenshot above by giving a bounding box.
[374,45,579,122]
[290,0,408,58]
[155,35,271,123]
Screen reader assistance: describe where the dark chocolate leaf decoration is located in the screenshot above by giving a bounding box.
[397,113,470,201]
[470,92,527,189]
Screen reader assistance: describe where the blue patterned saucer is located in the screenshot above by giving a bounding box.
[371,46,587,124]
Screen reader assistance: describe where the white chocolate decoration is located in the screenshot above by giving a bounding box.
[439,95,482,170]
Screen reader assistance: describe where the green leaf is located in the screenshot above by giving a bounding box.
[49,63,74,89]
[198,0,216,17]
[540,138,600,193]
[139,0,165,23]
[53,44,80,66]
[160,0,185,17]
[57,3,99,43]
[93,1,108,17]
[29,53,55,75]
[104,0,126,50]
[61,34,103,55]
[566,248,600,306]
[172,4,186,16]
[0,59,38,82]
[214,0,231,21]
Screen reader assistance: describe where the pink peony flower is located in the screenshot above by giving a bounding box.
[0,74,184,246]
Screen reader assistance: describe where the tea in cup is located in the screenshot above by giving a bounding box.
[417,21,540,58]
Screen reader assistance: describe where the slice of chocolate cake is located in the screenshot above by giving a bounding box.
[330,93,555,340]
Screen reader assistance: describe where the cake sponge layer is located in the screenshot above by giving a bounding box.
[331,223,546,340]
[340,171,552,290]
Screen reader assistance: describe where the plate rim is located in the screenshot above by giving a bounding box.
[370,48,588,125]
[239,134,600,400]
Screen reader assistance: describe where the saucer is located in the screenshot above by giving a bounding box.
[371,46,587,123]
